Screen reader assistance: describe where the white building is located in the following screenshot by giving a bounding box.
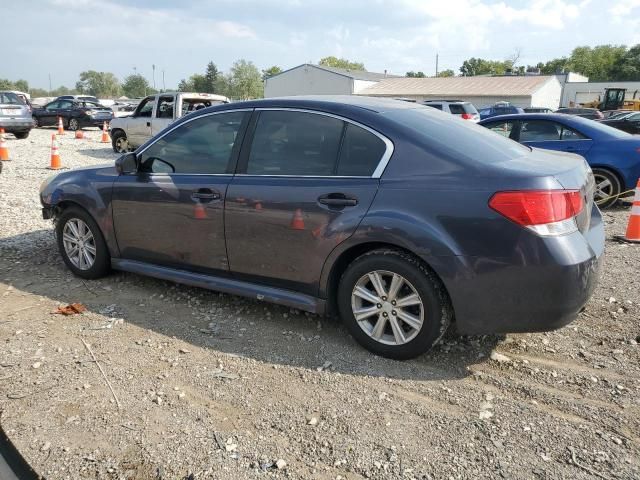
[264,64,398,98]
[357,75,563,109]
[561,80,640,107]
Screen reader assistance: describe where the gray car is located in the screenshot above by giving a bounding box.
[0,91,33,139]
[40,96,604,359]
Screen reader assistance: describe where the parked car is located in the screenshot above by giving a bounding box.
[0,90,34,139]
[40,97,604,359]
[599,111,640,134]
[523,107,553,113]
[32,99,113,130]
[479,113,640,207]
[109,92,230,153]
[56,95,100,104]
[478,102,524,120]
[555,107,604,120]
[422,100,480,122]
[602,110,634,119]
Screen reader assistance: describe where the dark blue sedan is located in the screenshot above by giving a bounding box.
[479,113,640,207]
[39,97,604,359]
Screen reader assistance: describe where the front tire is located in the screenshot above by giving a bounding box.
[593,168,621,209]
[68,118,80,131]
[111,130,129,153]
[14,131,29,139]
[337,249,452,360]
[56,207,110,279]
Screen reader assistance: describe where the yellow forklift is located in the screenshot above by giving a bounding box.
[582,88,640,111]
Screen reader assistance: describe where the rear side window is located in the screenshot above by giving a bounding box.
[520,121,561,141]
[247,111,343,175]
[336,124,386,176]
[426,104,443,110]
[484,120,515,138]
[156,96,175,118]
[139,111,247,174]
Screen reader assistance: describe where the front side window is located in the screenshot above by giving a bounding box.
[136,98,155,118]
[246,111,344,176]
[139,111,247,174]
[519,120,561,141]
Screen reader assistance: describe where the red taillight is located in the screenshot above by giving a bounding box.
[489,190,584,226]
[461,113,473,120]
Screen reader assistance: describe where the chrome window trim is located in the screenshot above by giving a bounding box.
[251,107,395,179]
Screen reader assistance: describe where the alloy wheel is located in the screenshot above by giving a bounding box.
[62,218,96,270]
[351,270,424,345]
[114,136,129,153]
[69,118,79,131]
[593,171,616,205]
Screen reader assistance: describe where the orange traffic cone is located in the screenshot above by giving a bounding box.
[0,128,10,161]
[194,201,207,219]
[75,129,84,139]
[291,208,305,230]
[49,134,61,170]
[57,116,65,135]
[101,122,110,143]
[254,200,263,211]
[621,179,640,243]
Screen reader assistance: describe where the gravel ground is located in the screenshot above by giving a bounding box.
[0,127,639,480]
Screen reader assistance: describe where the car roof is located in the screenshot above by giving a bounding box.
[194,95,425,115]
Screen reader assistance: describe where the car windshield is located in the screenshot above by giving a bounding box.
[0,92,22,105]
[386,107,530,164]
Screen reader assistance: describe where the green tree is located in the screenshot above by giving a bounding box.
[205,61,221,93]
[13,79,29,92]
[262,65,282,81]
[436,69,455,77]
[122,74,151,98]
[460,58,510,76]
[319,56,366,71]
[228,59,263,100]
[616,44,640,81]
[0,79,13,89]
[406,71,426,77]
[75,70,120,97]
[568,45,626,81]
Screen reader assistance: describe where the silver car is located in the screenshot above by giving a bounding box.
[0,91,33,139]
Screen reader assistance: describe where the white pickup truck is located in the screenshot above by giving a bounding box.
[109,92,230,153]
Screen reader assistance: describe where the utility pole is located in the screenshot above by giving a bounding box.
[48,73,52,95]
[162,69,165,92]
[152,64,156,90]
[435,53,439,77]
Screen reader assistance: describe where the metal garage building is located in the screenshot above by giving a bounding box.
[264,64,398,98]
[357,75,563,109]
[561,80,640,108]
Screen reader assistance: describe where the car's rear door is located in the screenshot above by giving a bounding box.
[112,110,251,273]
[224,109,390,296]
[518,119,593,156]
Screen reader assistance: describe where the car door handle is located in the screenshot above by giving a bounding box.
[191,189,221,202]
[146,121,151,127]
[318,193,358,207]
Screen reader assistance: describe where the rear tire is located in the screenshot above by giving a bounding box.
[593,168,621,209]
[32,116,39,127]
[56,207,110,279]
[14,132,29,139]
[337,249,452,360]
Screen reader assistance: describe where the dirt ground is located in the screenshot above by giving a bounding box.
[0,128,639,480]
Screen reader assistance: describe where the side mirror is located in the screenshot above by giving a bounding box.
[115,152,137,174]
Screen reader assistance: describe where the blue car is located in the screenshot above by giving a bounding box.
[478,103,524,120]
[479,113,640,208]
[40,97,603,359]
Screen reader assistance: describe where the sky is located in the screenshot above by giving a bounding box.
[5,0,640,90]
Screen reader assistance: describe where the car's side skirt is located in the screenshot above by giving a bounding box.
[111,259,326,315]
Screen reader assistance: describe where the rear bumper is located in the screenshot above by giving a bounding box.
[439,209,605,335]
[77,116,112,128]
[0,118,33,132]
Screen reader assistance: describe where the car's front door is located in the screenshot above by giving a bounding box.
[225,109,389,295]
[620,113,640,134]
[518,119,593,156]
[127,96,155,148]
[112,110,250,273]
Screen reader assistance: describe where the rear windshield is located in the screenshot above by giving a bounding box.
[449,103,478,115]
[79,101,103,108]
[0,92,22,105]
[572,116,630,139]
[385,107,530,164]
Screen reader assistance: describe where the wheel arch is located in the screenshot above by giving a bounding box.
[321,240,455,319]
[590,164,626,190]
